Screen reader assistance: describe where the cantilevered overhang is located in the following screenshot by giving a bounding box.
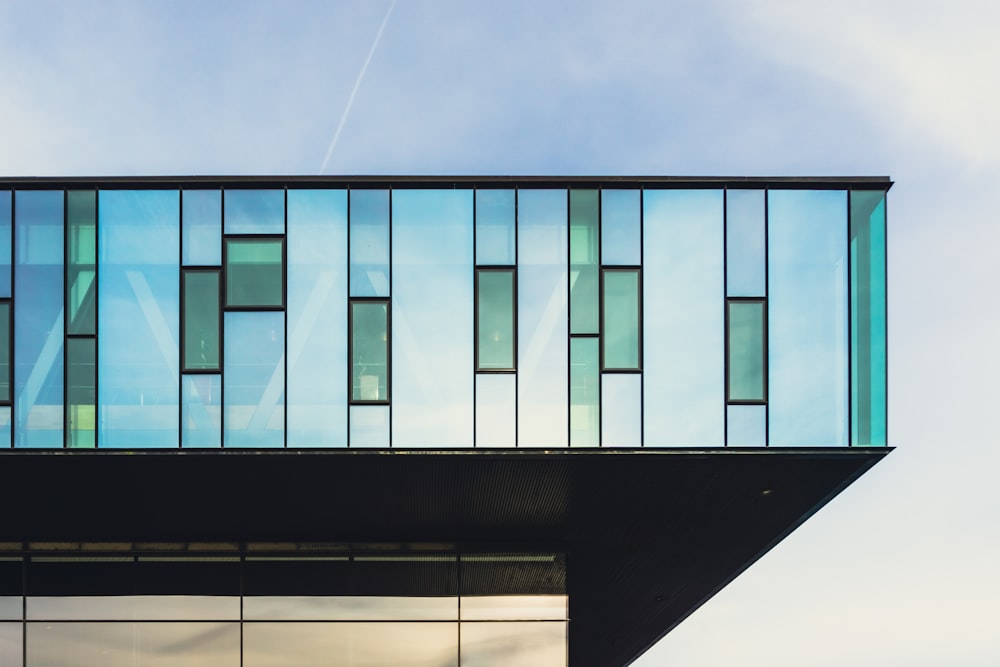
[0,448,888,666]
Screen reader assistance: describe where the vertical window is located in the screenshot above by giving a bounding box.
[182,270,221,372]
[350,300,389,403]
[476,268,515,372]
[570,336,599,446]
[0,302,9,404]
[602,269,641,371]
[224,237,284,309]
[182,189,222,266]
[727,298,767,403]
[349,189,390,297]
[66,337,96,448]
[475,189,515,265]
[66,191,96,335]
[570,190,599,335]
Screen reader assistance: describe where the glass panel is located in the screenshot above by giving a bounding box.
[642,190,724,446]
[182,270,220,371]
[0,191,11,298]
[769,190,848,446]
[477,269,515,370]
[0,597,20,620]
[850,190,888,446]
[98,190,179,448]
[570,337,599,447]
[349,405,389,447]
[223,189,284,234]
[15,190,64,447]
[0,303,9,403]
[461,621,567,666]
[727,300,766,402]
[351,301,388,402]
[182,189,222,266]
[182,374,221,448]
[287,189,347,447]
[570,189,599,334]
[349,189,390,297]
[601,189,641,265]
[602,269,640,370]
[0,622,20,667]
[66,337,96,448]
[727,404,766,446]
[0,406,9,448]
[461,595,567,620]
[475,189,515,265]
[476,373,515,447]
[66,191,96,335]
[726,189,766,297]
[601,374,641,447]
[391,190,473,447]
[224,238,283,308]
[518,190,568,447]
[244,596,454,620]
[27,595,239,620]
[223,311,284,448]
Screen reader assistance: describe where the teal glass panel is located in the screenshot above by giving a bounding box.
[601,189,641,265]
[727,300,766,402]
[850,190,888,446]
[66,337,96,448]
[182,189,222,266]
[225,238,283,308]
[224,311,285,448]
[182,374,221,448]
[642,190,724,446]
[570,189,599,334]
[477,269,515,370]
[287,189,347,447]
[182,270,220,371]
[0,622,19,667]
[349,189,390,297]
[349,404,389,447]
[0,406,9,448]
[768,190,848,446]
[726,189,765,297]
[223,189,284,234]
[392,190,473,447]
[601,374,641,447]
[727,404,766,446]
[66,191,97,335]
[98,190,179,448]
[475,189,515,265]
[518,190,568,447]
[602,269,640,370]
[350,301,388,402]
[0,303,8,403]
[0,191,10,297]
[15,190,64,448]
[570,337,599,447]
[461,622,566,666]
[476,373,515,447]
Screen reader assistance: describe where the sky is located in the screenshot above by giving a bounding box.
[1,0,998,664]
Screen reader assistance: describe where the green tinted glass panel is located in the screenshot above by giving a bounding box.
[66,337,96,448]
[351,301,389,402]
[477,270,514,371]
[850,190,888,446]
[570,190,599,334]
[225,238,283,308]
[0,303,8,403]
[570,337,600,446]
[728,300,766,402]
[67,190,97,335]
[183,271,220,371]
[602,270,640,370]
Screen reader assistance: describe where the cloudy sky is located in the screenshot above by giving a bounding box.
[1,0,998,664]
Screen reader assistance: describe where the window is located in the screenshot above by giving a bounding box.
[601,269,641,371]
[0,301,9,404]
[350,299,390,403]
[475,268,515,372]
[224,237,284,309]
[726,298,767,403]
[182,269,221,372]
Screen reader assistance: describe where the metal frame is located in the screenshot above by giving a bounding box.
[725,297,768,405]
[599,266,643,374]
[222,235,286,311]
[347,297,392,406]
[474,266,518,373]
[180,268,223,374]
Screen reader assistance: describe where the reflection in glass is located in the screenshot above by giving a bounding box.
[602,269,640,370]
[0,596,20,620]
[601,374,641,447]
[224,311,284,448]
[727,299,766,402]
[98,190,179,448]
[570,190,599,334]
[643,190,724,446]
[244,596,456,621]
[477,269,515,371]
[27,595,239,620]
[461,621,567,667]
[15,190,64,447]
[182,374,221,448]
[0,191,11,298]
[768,190,847,446]
[349,189,390,297]
[475,189,515,265]
[461,595,568,621]
[182,189,222,266]
[223,189,284,234]
[66,191,97,335]
[66,337,96,448]
[349,405,389,447]
[0,303,9,403]
[518,190,568,447]
[224,238,283,308]
[0,622,19,667]
[601,189,640,266]
[727,404,766,446]
[725,189,766,297]
[182,270,220,371]
[570,337,599,447]
[350,301,389,402]
[475,374,515,447]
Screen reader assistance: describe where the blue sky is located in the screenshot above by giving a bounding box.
[2,0,998,664]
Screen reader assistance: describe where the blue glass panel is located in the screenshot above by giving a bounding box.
[182,190,222,265]
[391,190,473,447]
[224,311,285,448]
[182,374,221,448]
[517,190,568,447]
[349,405,389,448]
[768,190,848,446]
[98,190,179,448]
[601,189,641,266]
[727,404,766,446]
[0,406,10,448]
[475,189,515,265]
[14,190,64,447]
[726,189,765,297]
[223,189,284,234]
[287,189,347,447]
[475,374,515,447]
[642,190,724,446]
[0,191,12,297]
[601,374,641,447]
[349,190,390,297]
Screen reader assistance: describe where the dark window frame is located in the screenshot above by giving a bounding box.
[181,267,223,374]
[474,266,517,374]
[348,297,391,405]
[0,299,11,407]
[600,266,643,373]
[725,296,768,405]
[222,234,286,311]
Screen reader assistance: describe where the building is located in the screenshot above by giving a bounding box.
[0,176,890,666]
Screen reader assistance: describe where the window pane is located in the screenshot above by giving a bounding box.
[349,189,390,297]
[602,374,641,447]
[602,269,640,370]
[182,374,221,448]
[66,190,96,335]
[570,337,599,447]
[351,301,388,402]
[726,189,766,297]
[224,311,285,448]
[66,337,96,448]
[182,189,221,266]
[224,189,284,234]
[727,300,766,402]
[0,303,9,403]
[225,238,283,308]
[461,621,566,667]
[0,191,11,298]
[601,189,640,265]
[182,271,220,371]
[475,189,515,265]
[477,269,515,370]
[570,189,599,335]
[0,406,9,448]
[0,622,19,667]
[476,373,515,447]
[349,404,389,447]
[727,404,766,446]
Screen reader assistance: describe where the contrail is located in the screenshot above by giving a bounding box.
[319,0,397,174]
